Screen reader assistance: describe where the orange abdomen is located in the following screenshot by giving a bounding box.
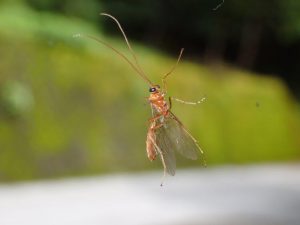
[146,127,156,161]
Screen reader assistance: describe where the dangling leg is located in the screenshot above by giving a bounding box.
[148,125,167,186]
[146,122,167,186]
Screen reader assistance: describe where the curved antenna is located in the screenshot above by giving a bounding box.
[162,48,184,91]
[100,13,150,83]
[75,33,153,86]
[163,48,184,80]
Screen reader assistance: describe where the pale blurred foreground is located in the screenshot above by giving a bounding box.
[0,164,300,225]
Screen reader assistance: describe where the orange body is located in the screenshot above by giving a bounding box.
[146,89,169,161]
[148,91,169,116]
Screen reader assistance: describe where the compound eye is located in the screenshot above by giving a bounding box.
[149,87,156,92]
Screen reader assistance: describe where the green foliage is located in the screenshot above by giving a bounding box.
[0,81,34,117]
[0,4,299,181]
[277,0,300,43]
[25,0,102,21]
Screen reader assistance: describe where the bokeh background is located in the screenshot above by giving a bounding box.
[1,1,300,225]
[0,0,299,182]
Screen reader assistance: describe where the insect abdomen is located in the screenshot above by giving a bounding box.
[146,127,157,161]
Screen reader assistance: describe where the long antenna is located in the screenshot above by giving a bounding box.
[163,48,184,80]
[75,33,152,85]
[100,13,149,81]
[162,48,184,91]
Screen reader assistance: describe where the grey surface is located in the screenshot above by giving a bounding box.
[0,164,300,225]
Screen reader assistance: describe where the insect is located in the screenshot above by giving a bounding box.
[76,13,204,183]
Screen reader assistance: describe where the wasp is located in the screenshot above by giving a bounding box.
[76,13,204,183]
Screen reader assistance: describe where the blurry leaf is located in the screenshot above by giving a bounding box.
[0,81,34,117]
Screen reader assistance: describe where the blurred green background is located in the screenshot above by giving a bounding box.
[0,0,299,181]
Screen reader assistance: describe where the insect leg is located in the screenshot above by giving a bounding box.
[148,114,163,123]
[146,120,163,158]
[147,123,167,186]
[171,96,206,105]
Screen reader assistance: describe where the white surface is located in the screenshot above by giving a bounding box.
[1,164,300,225]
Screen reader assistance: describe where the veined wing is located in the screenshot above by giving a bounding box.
[154,123,177,176]
[152,111,202,176]
[166,111,203,159]
[149,104,177,176]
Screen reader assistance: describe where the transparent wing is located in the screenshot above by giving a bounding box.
[152,111,202,176]
[154,126,176,176]
[166,112,202,159]
[150,105,176,176]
